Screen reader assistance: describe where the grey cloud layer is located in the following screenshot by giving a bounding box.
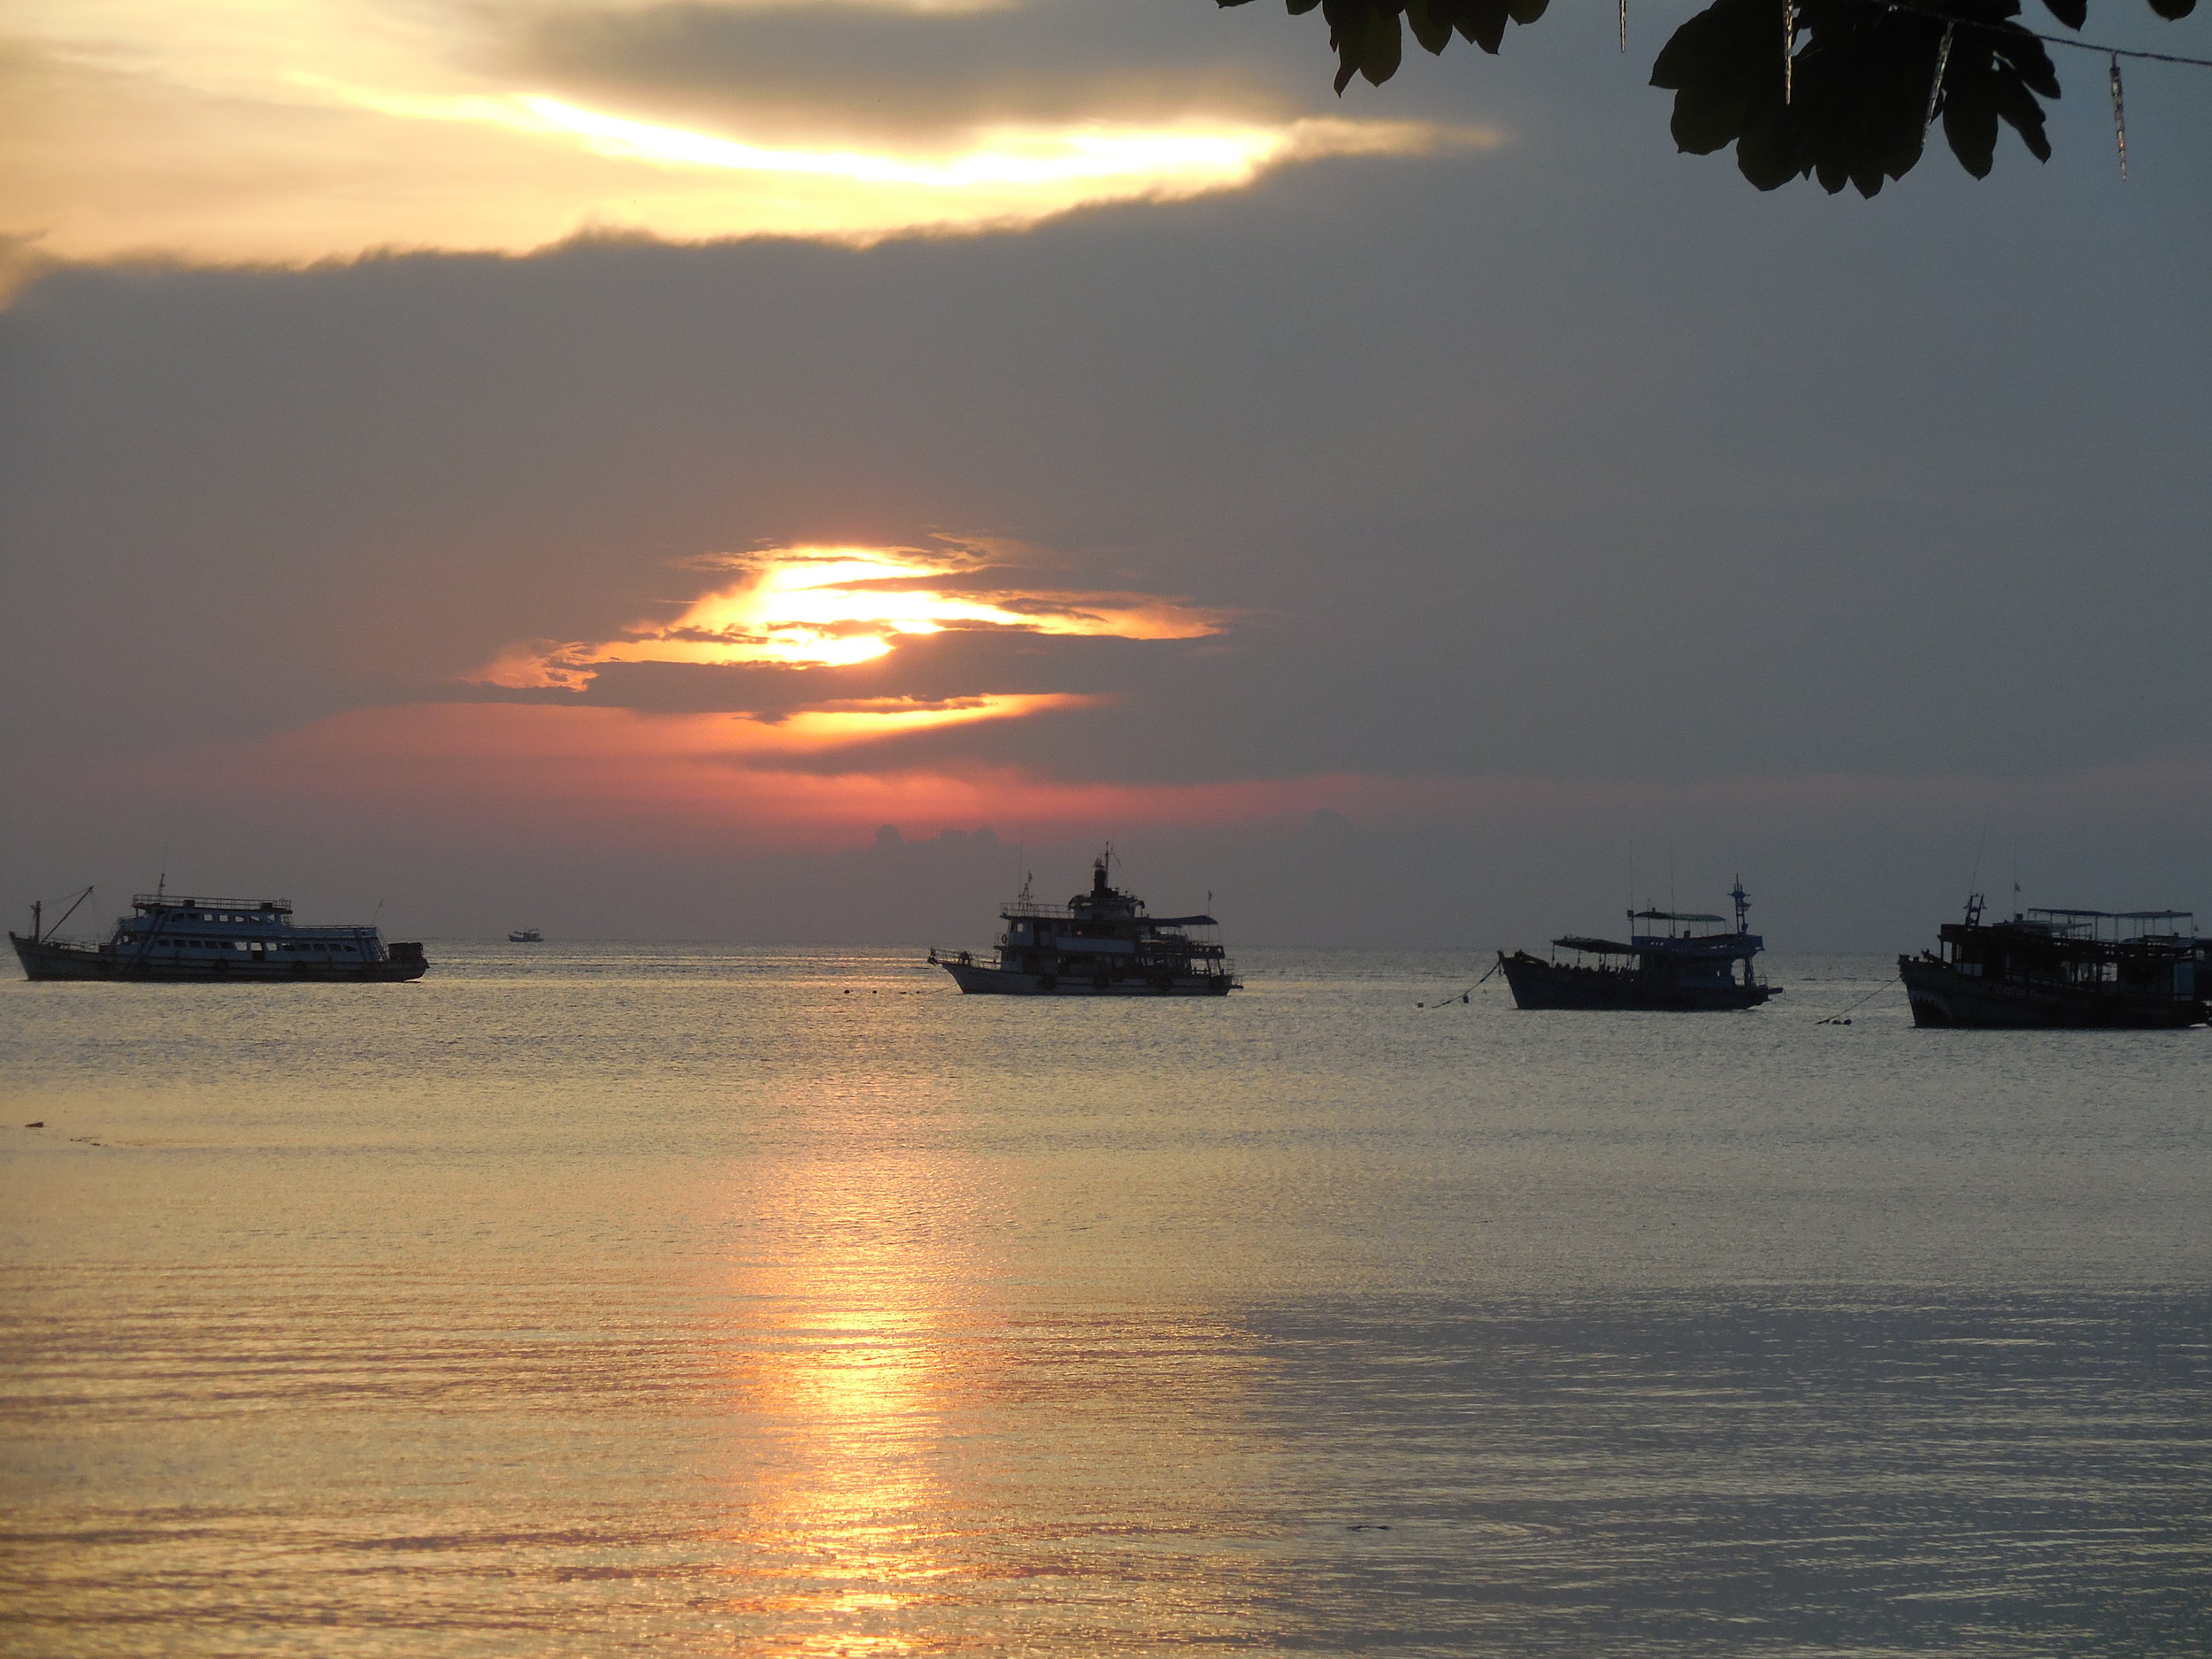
[12,140,2202,779]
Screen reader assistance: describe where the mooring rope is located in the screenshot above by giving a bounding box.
[1418,957,1502,1009]
[1816,976,1905,1025]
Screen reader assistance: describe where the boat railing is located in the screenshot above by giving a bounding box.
[132,894,293,914]
[2023,908,2196,943]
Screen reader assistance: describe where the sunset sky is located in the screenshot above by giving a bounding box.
[4,0,2208,945]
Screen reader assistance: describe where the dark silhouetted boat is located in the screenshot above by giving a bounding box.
[1898,896,2203,1028]
[932,852,1237,995]
[11,887,427,983]
[1498,880,1777,1011]
[508,928,543,942]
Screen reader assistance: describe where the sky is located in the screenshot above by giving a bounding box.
[4,0,2208,947]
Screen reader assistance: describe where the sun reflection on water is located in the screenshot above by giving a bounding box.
[699,1108,995,1649]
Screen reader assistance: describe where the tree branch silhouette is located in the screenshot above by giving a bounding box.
[1217,0,2200,195]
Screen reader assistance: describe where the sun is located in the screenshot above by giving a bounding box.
[478,543,1225,687]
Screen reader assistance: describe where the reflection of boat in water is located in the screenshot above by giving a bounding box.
[508,928,543,943]
[10,887,427,983]
[932,852,1238,996]
[1498,880,1777,1011]
[1899,896,2204,1028]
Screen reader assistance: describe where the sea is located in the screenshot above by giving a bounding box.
[3,944,2208,1656]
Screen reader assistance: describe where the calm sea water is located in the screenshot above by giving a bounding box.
[3,944,2208,1656]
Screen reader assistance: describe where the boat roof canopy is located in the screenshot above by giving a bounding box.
[133,894,290,911]
[1006,905,1217,926]
[1554,935,1635,955]
[2027,907,2194,922]
[1632,909,1724,924]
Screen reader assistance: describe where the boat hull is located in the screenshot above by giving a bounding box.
[1898,957,2201,1029]
[10,934,427,984]
[940,961,1233,996]
[1498,952,1775,1012]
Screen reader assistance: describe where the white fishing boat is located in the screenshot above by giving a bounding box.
[931,852,1238,996]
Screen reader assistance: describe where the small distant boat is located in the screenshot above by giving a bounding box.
[1899,896,2204,1028]
[508,928,543,943]
[10,887,427,983]
[1498,879,1778,1011]
[931,851,1238,995]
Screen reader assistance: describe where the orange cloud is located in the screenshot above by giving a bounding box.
[81,699,2212,862]
[139,702,1423,851]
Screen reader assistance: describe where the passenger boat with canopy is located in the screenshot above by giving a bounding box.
[932,852,1237,996]
[11,887,428,983]
[1898,897,2203,1028]
[1497,880,1778,1011]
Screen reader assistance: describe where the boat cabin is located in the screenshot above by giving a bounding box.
[116,894,381,963]
[1935,903,2198,999]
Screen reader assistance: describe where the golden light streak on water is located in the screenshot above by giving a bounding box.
[702,1141,979,1647]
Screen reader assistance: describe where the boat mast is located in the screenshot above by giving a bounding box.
[41,886,95,944]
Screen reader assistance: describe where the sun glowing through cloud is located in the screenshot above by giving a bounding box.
[478,543,1227,687]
